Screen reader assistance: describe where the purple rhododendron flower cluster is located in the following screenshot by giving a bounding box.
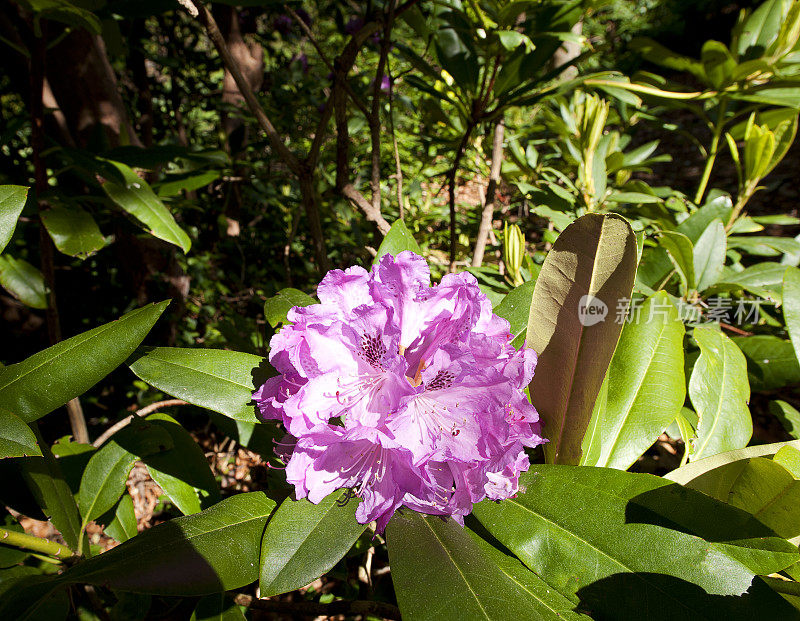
[254,252,544,531]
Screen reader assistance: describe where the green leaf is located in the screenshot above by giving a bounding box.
[156,171,221,197]
[387,511,572,621]
[63,492,278,595]
[142,413,220,515]
[78,421,172,525]
[259,490,366,596]
[40,207,105,259]
[493,280,535,347]
[733,335,800,391]
[735,0,787,58]
[0,409,41,458]
[466,528,591,620]
[19,0,101,34]
[0,302,169,423]
[771,400,800,439]
[191,593,246,621]
[527,213,638,464]
[0,256,47,309]
[714,262,785,302]
[127,347,263,423]
[629,38,705,80]
[701,40,736,89]
[659,230,695,294]
[666,440,800,489]
[18,429,85,551]
[728,235,800,257]
[0,185,28,255]
[581,292,685,470]
[263,288,317,328]
[104,494,138,543]
[726,457,800,543]
[784,266,800,365]
[374,219,422,262]
[693,219,726,291]
[472,465,800,619]
[102,160,191,253]
[690,327,751,461]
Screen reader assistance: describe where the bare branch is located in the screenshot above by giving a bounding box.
[92,399,188,448]
[342,183,392,234]
[472,119,504,267]
[191,1,302,176]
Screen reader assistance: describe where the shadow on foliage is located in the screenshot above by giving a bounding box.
[575,572,795,621]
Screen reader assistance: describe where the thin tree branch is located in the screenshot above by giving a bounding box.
[191,1,301,175]
[233,594,401,620]
[388,71,404,217]
[342,183,391,234]
[190,1,329,271]
[447,120,478,271]
[472,118,504,267]
[369,1,395,211]
[93,399,188,448]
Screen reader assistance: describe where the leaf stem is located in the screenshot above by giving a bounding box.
[694,99,728,205]
[0,527,73,559]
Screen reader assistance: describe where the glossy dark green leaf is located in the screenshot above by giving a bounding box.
[581,292,685,470]
[259,490,366,596]
[0,577,68,621]
[142,413,220,515]
[0,408,41,458]
[63,492,277,595]
[21,0,101,34]
[466,527,591,620]
[473,465,800,619]
[0,185,28,254]
[104,494,138,543]
[733,335,800,391]
[127,347,263,423]
[40,207,105,259]
[527,213,637,464]
[77,439,137,526]
[387,511,573,621]
[0,302,168,422]
[78,420,172,526]
[18,429,85,551]
[102,160,191,252]
[0,256,46,309]
[374,219,422,262]
[191,593,246,621]
[784,266,800,365]
[690,327,751,461]
[263,288,317,328]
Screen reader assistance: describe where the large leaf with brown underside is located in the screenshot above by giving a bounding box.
[527,214,637,464]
